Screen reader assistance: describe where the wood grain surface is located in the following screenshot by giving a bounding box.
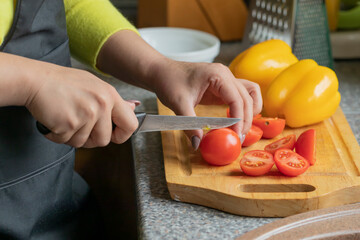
[158,101,360,217]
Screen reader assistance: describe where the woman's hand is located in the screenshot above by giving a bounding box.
[95,30,262,149]
[25,63,138,148]
[150,60,263,149]
[0,53,138,148]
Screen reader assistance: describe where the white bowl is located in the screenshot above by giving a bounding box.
[139,27,220,63]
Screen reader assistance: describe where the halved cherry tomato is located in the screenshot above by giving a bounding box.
[264,134,296,155]
[199,128,241,166]
[295,129,316,165]
[242,125,263,147]
[240,150,274,176]
[274,149,309,177]
[252,117,285,139]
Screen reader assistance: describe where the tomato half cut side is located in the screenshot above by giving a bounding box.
[199,128,241,166]
[252,117,286,139]
[240,150,274,176]
[264,134,296,155]
[295,129,316,165]
[242,125,263,147]
[274,149,309,177]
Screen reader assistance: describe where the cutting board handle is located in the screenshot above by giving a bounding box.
[239,184,316,193]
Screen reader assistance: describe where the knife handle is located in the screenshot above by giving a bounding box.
[36,112,147,135]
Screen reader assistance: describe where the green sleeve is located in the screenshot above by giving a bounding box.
[64,0,139,70]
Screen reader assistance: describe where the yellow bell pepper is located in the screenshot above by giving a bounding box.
[229,39,298,95]
[264,59,341,128]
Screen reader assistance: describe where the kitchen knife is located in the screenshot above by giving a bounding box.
[36,112,241,135]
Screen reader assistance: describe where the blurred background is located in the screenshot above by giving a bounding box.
[110,0,360,64]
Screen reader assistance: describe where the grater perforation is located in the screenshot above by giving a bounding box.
[242,0,333,68]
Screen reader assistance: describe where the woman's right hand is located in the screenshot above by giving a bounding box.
[22,59,138,148]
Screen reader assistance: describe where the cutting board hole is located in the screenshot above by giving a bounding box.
[239,184,316,193]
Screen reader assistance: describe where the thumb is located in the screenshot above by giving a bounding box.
[173,103,203,151]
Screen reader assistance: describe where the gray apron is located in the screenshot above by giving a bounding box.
[0,0,103,239]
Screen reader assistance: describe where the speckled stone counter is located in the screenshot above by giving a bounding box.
[72,42,360,240]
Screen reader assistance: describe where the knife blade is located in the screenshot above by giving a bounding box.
[134,112,241,134]
[36,112,240,135]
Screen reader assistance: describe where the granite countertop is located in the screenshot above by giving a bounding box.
[73,42,360,240]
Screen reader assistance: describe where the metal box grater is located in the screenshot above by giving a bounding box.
[242,0,333,68]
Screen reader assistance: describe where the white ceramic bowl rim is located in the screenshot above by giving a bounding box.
[138,27,220,62]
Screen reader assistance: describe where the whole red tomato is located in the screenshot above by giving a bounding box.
[199,128,241,166]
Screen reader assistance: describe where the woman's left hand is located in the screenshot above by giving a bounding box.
[96,30,262,149]
[149,59,263,149]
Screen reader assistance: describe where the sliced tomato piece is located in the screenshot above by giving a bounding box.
[242,125,263,147]
[240,150,274,176]
[252,117,285,139]
[264,134,296,155]
[274,149,309,177]
[295,129,316,165]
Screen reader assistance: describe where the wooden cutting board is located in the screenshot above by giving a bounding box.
[158,101,360,217]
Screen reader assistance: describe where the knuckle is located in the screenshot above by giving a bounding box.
[84,105,97,120]
[252,83,261,93]
[67,117,80,131]
[95,137,111,147]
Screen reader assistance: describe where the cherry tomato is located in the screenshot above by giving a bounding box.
[274,149,309,177]
[240,150,274,176]
[295,129,316,165]
[264,134,296,155]
[242,125,263,147]
[252,117,285,139]
[199,128,241,166]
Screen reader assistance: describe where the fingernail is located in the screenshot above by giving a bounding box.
[127,100,141,106]
[191,136,201,151]
[239,134,246,144]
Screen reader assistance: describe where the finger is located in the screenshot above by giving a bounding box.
[234,82,254,135]
[45,118,84,145]
[82,112,113,148]
[239,79,263,116]
[65,120,96,148]
[171,100,203,150]
[111,99,139,144]
[209,76,245,135]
